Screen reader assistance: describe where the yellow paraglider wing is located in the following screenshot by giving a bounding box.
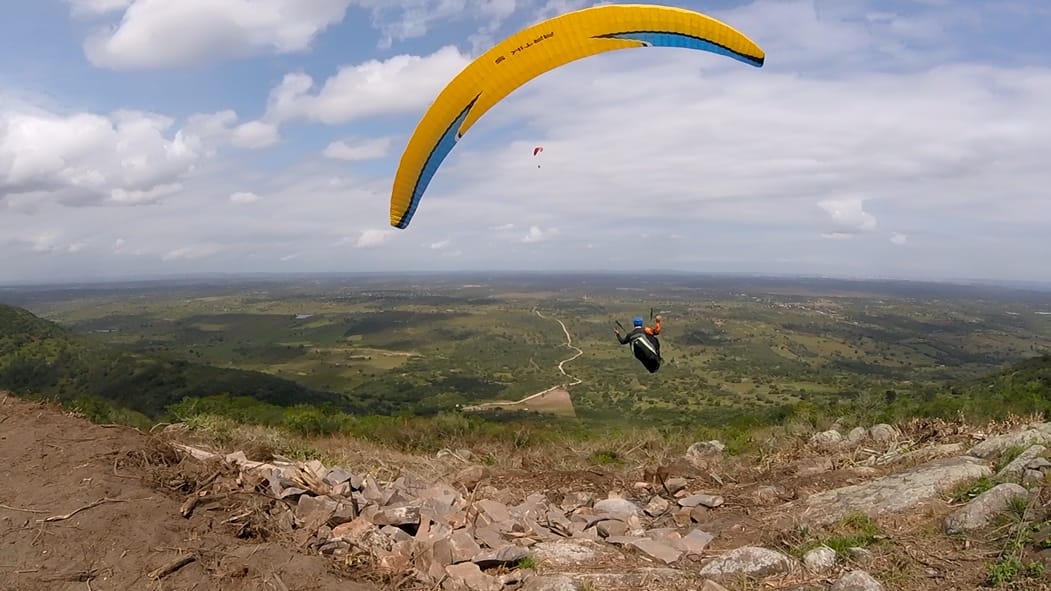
[389,3,765,229]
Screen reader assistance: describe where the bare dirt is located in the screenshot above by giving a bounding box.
[0,394,377,591]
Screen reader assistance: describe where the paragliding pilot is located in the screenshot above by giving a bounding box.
[614,314,662,373]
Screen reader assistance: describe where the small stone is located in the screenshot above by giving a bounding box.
[686,441,725,467]
[672,507,693,527]
[868,424,899,443]
[811,430,844,448]
[846,547,873,564]
[678,529,714,556]
[831,569,884,591]
[454,465,490,490]
[1022,469,1045,488]
[689,505,710,522]
[593,498,639,517]
[803,545,836,573]
[752,485,788,506]
[595,520,628,538]
[698,546,795,579]
[679,494,722,508]
[645,495,670,516]
[664,477,689,494]
[630,538,683,564]
[846,427,869,443]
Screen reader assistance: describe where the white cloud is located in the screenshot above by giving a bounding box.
[229,191,261,204]
[429,239,450,250]
[521,225,557,243]
[323,136,394,161]
[79,0,353,70]
[817,197,878,237]
[162,244,221,261]
[351,228,395,248]
[231,121,280,149]
[15,232,87,254]
[890,232,909,246]
[262,46,472,125]
[0,106,204,207]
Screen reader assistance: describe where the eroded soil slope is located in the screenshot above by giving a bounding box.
[0,394,376,591]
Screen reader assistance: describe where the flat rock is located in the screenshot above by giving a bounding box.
[776,455,993,527]
[679,494,722,508]
[531,541,613,567]
[629,538,683,564]
[445,562,497,591]
[968,428,1051,459]
[593,497,639,517]
[699,546,795,579]
[472,545,529,569]
[890,443,965,466]
[944,483,1029,534]
[995,445,1047,481]
[678,529,715,556]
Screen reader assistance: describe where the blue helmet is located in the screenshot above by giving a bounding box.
[633,316,644,327]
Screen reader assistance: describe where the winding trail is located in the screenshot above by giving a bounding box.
[460,309,582,414]
[533,308,583,387]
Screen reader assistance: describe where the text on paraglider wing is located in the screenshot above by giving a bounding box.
[495,31,556,64]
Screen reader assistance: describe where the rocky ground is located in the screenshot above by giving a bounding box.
[2,393,1050,590]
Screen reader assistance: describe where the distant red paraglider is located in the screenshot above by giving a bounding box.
[533,145,543,167]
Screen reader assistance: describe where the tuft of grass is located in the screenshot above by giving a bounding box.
[949,476,997,503]
[791,513,885,557]
[588,449,623,466]
[516,555,538,570]
[998,444,1027,470]
[984,491,1046,587]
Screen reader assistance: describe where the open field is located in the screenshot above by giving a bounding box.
[3,272,1051,427]
[462,386,577,416]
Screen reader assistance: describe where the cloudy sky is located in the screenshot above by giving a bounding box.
[1,0,1049,284]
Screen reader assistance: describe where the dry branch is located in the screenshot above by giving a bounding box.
[37,497,133,523]
[147,554,196,579]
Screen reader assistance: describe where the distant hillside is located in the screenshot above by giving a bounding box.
[0,304,357,421]
[880,353,1051,422]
